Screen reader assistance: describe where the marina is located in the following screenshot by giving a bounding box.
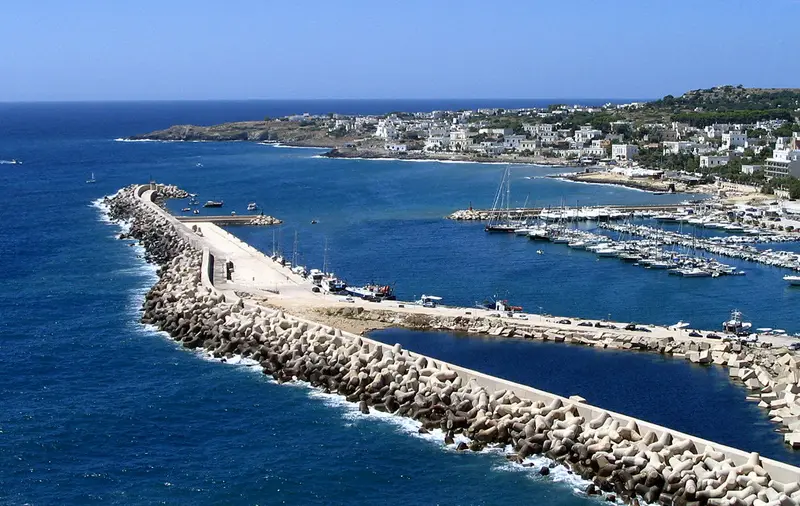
[599,222,800,272]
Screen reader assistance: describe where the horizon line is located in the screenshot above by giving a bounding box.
[0,97,654,105]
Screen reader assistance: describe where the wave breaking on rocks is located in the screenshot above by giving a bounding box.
[100,183,800,506]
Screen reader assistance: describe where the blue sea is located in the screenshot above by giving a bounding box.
[1,100,798,505]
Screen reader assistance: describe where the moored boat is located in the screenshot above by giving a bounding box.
[784,275,800,286]
[203,200,224,208]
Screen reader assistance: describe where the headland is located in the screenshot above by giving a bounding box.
[103,182,800,505]
[126,86,800,199]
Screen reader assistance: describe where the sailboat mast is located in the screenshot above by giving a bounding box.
[323,238,329,274]
[292,233,296,265]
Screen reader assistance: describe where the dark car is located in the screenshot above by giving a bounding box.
[688,330,702,337]
[557,319,572,325]
[706,333,722,339]
[578,322,593,327]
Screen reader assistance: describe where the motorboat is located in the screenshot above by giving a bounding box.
[86,172,96,184]
[784,275,800,286]
[596,248,619,257]
[203,200,224,208]
[181,207,191,212]
[247,202,258,211]
[417,294,442,308]
[723,309,752,334]
[567,240,587,249]
[527,227,550,241]
[679,267,711,277]
[322,276,347,294]
[649,260,676,269]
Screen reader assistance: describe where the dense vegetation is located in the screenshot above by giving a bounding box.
[672,109,794,128]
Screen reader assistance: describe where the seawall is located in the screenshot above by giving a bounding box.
[104,183,800,505]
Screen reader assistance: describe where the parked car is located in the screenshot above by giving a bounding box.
[688,330,702,338]
[706,333,722,339]
[557,319,572,325]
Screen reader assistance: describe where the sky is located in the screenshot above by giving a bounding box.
[2,0,798,101]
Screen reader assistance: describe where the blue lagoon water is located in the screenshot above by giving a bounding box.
[1,101,798,504]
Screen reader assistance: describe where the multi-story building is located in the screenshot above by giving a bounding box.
[722,131,747,150]
[611,144,639,161]
[765,149,800,180]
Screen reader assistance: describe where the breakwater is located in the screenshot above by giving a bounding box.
[105,183,800,505]
[323,306,800,439]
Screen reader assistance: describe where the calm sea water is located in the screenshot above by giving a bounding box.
[1,101,797,505]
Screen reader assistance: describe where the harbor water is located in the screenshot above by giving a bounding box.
[1,101,799,504]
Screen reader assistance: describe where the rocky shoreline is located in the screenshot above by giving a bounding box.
[104,184,800,506]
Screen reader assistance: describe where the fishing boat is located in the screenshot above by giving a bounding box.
[784,275,800,286]
[247,202,258,211]
[723,309,752,334]
[203,200,224,208]
[476,298,522,312]
[322,276,347,293]
[347,283,396,301]
[86,172,96,184]
[485,166,518,233]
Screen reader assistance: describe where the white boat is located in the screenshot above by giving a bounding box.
[723,309,752,334]
[417,294,442,308]
[784,275,800,286]
[680,267,711,277]
[86,172,96,184]
[596,248,619,257]
[567,240,586,249]
[247,202,258,211]
[649,260,676,269]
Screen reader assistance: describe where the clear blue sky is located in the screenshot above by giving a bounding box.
[3,0,798,101]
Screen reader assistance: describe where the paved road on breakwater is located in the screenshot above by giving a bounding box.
[134,184,800,482]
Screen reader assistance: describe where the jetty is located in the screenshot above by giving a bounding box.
[104,182,800,504]
[176,214,282,226]
[448,204,687,221]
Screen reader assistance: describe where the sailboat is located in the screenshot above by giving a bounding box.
[485,166,517,233]
[86,172,96,184]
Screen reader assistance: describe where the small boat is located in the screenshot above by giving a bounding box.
[86,172,96,184]
[9,159,22,165]
[536,249,544,254]
[203,200,224,208]
[310,219,318,225]
[196,163,203,167]
[181,207,191,212]
[347,283,396,301]
[723,309,752,334]
[596,248,619,258]
[247,202,258,211]
[784,275,800,286]
[192,209,200,215]
[416,294,442,308]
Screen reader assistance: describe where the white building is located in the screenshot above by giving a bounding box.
[611,144,639,161]
[722,131,747,150]
[449,128,473,151]
[765,149,800,180]
[662,141,694,155]
[424,136,450,151]
[518,139,540,153]
[523,123,555,135]
[375,119,398,140]
[574,126,602,144]
[741,164,763,175]
[503,134,526,150]
[699,155,730,168]
[479,127,513,136]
